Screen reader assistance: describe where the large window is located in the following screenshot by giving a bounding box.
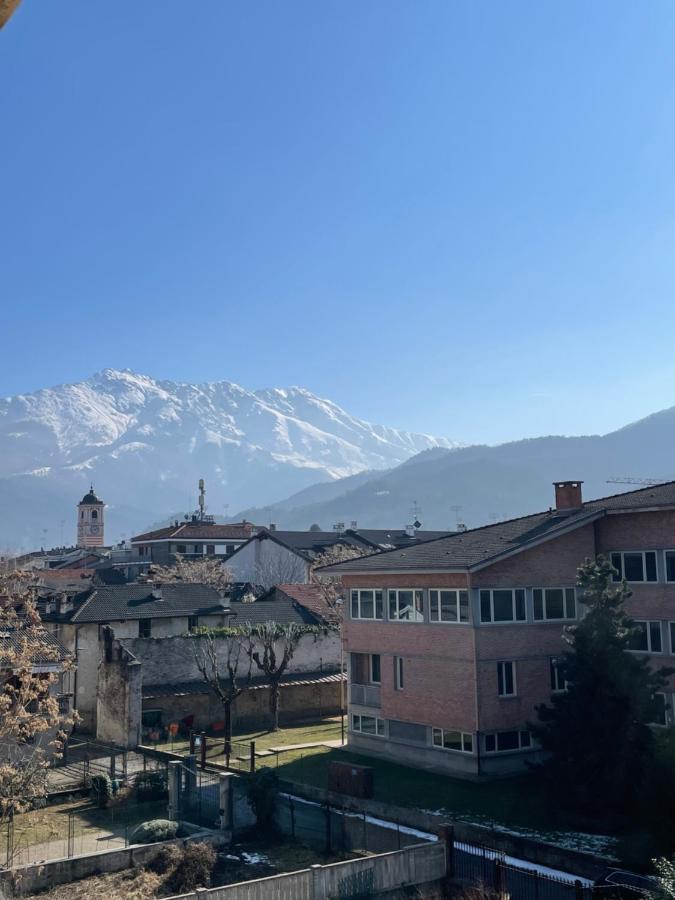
[484,730,532,753]
[388,590,424,622]
[611,551,657,583]
[480,589,526,624]
[550,657,567,693]
[351,590,384,620]
[370,654,381,684]
[394,656,404,690]
[352,714,385,736]
[497,661,516,697]
[432,728,473,753]
[628,620,663,653]
[533,588,576,621]
[429,589,469,623]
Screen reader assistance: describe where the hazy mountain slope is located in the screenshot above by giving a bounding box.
[0,369,454,549]
[233,410,675,531]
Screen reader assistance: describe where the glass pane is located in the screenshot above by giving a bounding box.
[504,662,514,695]
[646,552,657,582]
[462,733,473,753]
[375,591,383,619]
[670,622,675,654]
[545,589,564,620]
[650,622,662,653]
[370,654,381,683]
[352,715,360,732]
[520,731,532,748]
[628,621,649,652]
[485,734,496,753]
[429,591,439,621]
[493,591,514,622]
[432,728,443,747]
[360,591,374,618]
[396,590,414,620]
[496,731,519,751]
[376,719,385,735]
[515,590,526,621]
[667,553,675,583]
[459,591,469,622]
[610,553,622,581]
[533,589,543,620]
[351,591,359,618]
[443,731,463,751]
[480,591,492,623]
[388,591,397,620]
[565,589,576,619]
[413,590,424,622]
[360,716,376,735]
[623,553,644,581]
[440,591,457,622]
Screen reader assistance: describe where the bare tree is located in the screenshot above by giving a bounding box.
[252,551,308,591]
[310,543,371,614]
[0,571,77,863]
[151,555,233,592]
[192,635,252,754]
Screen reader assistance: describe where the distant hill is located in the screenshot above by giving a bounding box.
[233,407,675,531]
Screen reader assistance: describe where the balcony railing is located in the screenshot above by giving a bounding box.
[350,683,381,707]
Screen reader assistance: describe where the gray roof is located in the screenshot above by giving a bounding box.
[348,528,456,549]
[0,627,70,665]
[226,594,330,628]
[320,481,675,574]
[69,584,229,623]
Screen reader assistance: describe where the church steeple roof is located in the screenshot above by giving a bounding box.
[80,484,103,505]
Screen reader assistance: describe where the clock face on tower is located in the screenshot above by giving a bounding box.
[91,525,100,535]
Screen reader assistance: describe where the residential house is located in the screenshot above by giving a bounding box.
[130,520,258,569]
[322,480,675,777]
[39,583,231,732]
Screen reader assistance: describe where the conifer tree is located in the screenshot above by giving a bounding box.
[532,555,671,817]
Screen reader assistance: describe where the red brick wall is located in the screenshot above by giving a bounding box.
[595,510,675,552]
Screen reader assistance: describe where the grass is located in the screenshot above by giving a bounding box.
[257,745,557,833]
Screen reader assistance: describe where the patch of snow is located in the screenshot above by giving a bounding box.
[456,841,593,886]
[241,851,271,865]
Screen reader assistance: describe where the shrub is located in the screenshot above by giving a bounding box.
[90,773,113,808]
[134,770,168,802]
[246,769,279,833]
[146,844,183,874]
[131,818,178,844]
[167,842,217,894]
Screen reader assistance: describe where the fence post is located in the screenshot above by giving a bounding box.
[250,741,256,773]
[438,823,455,881]
[310,864,326,900]
[168,760,182,821]
[200,732,207,769]
[218,773,234,835]
[109,753,116,779]
[493,859,504,900]
[189,730,196,754]
[574,879,585,900]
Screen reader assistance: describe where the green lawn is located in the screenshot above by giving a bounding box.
[260,745,553,832]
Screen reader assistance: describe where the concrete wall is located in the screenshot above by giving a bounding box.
[96,635,142,747]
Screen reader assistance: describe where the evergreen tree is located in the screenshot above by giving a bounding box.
[532,555,671,818]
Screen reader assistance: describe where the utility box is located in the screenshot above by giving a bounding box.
[328,761,374,798]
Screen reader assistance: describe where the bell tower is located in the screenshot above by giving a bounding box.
[77,485,105,548]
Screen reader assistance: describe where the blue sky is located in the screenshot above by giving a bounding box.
[3,1,675,445]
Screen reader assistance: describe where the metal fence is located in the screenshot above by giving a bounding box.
[175,763,222,830]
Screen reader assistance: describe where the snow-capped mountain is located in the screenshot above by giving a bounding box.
[0,369,456,549]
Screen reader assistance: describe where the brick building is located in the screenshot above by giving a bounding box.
[322,480,675,777]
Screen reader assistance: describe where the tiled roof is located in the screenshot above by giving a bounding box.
[67,583,229,623]
[0,627,70,665]
[131,523,255,543]
[320,481,675,574]
[227,592,331,628]
[261,530,373,556]
[348,528,456,549]
[275,584,339,624]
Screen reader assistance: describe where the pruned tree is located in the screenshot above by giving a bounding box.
[311,543,371,614]
[192,634,252,754]
[531,555,672,819]
[251,550,308,591]
[151,555,232,592]
[0,571,77,862]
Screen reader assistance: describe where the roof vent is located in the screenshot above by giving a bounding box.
[456,523,468,532]
[553,481,584,511]
[151,586,163,601]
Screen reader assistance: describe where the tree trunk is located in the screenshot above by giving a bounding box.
[270,682,280,732]
[224,701,232,756]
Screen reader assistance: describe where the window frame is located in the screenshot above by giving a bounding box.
[628,620,663,654]
[350,589,384,621]
[497,660,516,697]
[431,727,474,754]
[479,589,526,624]
[351,714,386,737]
[484,730,532,754]
[394,656,404,690]
[429,589,470,624]
[369,653,381,684]
[550,657,567,693]
[665,551,675,583]
[139,619,152,638]
[532,587,577,622]
[610,551,658,583]
[387,589,425,623]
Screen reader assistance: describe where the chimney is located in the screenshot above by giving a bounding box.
[553,481,583,511]
[405,524,415,538]
[269,523,276,532]
[151,586,163,601]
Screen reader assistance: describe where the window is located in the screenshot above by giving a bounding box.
[480,589,526,624]
[550,657,567,693]
[352,714,385,736]
[388,590,424,622]
[497,661,516,697]
[533,588,576,621]
[484,730,532,753]
[628,620,663,653]
[666,552,675,583]
[176,544,187,554]
[610,551,657,583]
[139,619,152,638]
[370,654,381,684]
[351,590,384,620]
[188,615,199,632]
[206,544,215,555]
[226,544,236,554]
[429,590,469,623]
[670,622,675,655]
[394,656,404,690]
[193,544,202,554]
[58,695,71,715]
[91,509,98,520]
[652,693,669,726]
[432,728,473,753]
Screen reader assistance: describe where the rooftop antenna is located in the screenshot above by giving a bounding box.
[606,476,667,486]
[409,501,422,530]
[198,478,206,519]
[450,505,463,527]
